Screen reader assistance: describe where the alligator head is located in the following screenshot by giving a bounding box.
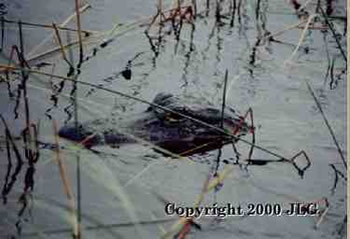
[58,93,251,156]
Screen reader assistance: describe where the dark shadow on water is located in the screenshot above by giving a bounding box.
[144,25,164,68]
[1,115,40,236]
[181,23,196,87]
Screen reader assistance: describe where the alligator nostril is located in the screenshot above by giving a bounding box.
[58,126,69,138]
[58,123,87,142]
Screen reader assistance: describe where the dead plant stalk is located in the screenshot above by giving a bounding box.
[53,120,79,238]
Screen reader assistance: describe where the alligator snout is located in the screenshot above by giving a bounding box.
[58,122,101,147]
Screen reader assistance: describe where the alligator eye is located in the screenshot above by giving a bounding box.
[167,117,177,122]
[164,112,182,122]
[165,115,179,122]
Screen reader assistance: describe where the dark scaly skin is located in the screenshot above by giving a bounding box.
[58,93,251,156]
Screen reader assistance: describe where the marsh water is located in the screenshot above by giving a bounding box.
[0,0,347,238]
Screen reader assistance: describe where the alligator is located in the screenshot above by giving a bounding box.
[58,93,251,156]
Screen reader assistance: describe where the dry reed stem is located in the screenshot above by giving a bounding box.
[175,0,181,9]
[2,19,92,35]
[26,3,91,58]
[17,21,37,164]
[52,23,74,68]
[75,0,84,64]
[20,218,177,237]
[319,7,346,62]
[178,138,222,156]
[124,160,172,187]
[313,197,329,229]
[162,165,234,238]
[306,81,346,169]
[159,0,163,13]
[53,120,79,238]
[315,207,329,228]
[26,35,91,63]
[0,28,93,72]
[297,0,314,11]
[267,17,309,39]
[296,25,328,30]
[284,14,316,66]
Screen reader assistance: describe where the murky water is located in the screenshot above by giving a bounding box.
[0,0,347,238]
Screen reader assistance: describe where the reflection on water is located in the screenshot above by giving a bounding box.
[0,0,347,238]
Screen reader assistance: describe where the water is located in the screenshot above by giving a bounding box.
[0,0,347,238]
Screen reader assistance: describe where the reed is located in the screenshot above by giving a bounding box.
[53,120,79,238]
[306,81,346,169]
[2,18,92,35]
[26,2,91,59]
